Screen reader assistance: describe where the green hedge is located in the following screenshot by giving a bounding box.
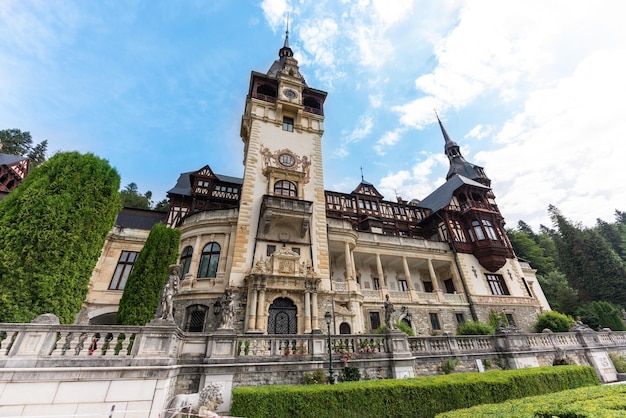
[230,366,599,418]
[436,384,626,417]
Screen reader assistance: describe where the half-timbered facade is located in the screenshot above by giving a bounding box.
[82,31,550,335]
[0,153,29,200]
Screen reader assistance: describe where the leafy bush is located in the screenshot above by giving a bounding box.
[436,384,626,417]
[533,311,573,333]
[231,366,599,418]
[609,353,626,373]
[302,369,328,385]
[341,366,361,382]
[374,321,415,336]
[488,309,509,329]
[441,358,460,374]
[395,320,415,336]
[457,320,494,335]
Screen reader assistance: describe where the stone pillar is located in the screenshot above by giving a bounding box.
[402,256,415,302]
[246,284,258,332]
[427,258,440,292]
[304,290,312,333]
[311,291,319,331]
[189,235,203,278]
[376,254,386,289]
[344,242,353,281]
[255,287,266,331]
[217,233,229,277]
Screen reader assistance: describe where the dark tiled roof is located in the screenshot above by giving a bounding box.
[167,171,243,197]
[0,153,28,165]
[116,208,167,230]
[417,174,490,214]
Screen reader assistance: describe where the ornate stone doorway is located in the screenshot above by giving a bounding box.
[268,297,297,334]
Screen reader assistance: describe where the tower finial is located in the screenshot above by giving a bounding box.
[360,166,364,182]
[284,13,290,48]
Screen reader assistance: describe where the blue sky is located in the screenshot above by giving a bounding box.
[2,1,625,230]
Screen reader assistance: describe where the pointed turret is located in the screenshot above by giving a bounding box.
[437,115,490,186]
[267,21,304,82]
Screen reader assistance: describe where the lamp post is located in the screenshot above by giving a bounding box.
[324,311,335,384]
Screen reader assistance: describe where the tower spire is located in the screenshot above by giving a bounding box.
[435,111,489,184]
[278,13,294,59]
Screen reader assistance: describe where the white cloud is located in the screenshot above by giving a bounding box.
[465,124,490,140]
[345,114,374,143]
[378,153,448,201]
[478,49,626,228]
[260,0,291,30]
[374,128,406,155]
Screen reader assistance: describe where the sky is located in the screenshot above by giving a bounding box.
[1,1,625,231]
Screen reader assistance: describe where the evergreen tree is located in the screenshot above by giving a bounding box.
[537,271,579,315]
[550,206,626,307]
[116,223,180,325]
[0,152,120,323]
[507,228,556,275]
[0,129,48,167]
[119,182,152,210]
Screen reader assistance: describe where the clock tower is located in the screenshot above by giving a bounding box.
[232,29,329,333]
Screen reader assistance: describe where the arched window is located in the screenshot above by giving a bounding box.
[180,246,193,275]
[274,180,297,197]
[185,305,209,332]
[198,242,220,278]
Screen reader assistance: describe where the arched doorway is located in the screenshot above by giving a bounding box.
[268,297,297,334]
[339,322,351,334]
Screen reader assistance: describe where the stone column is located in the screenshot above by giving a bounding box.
[344,242,353,281]
[427,258,441,294]
[304,289,312,334]
[255,287,266,331]
[217,233,229,277]
[402,256,414,290]
[246,284,258,332]
[189,235,203,278]
[311,290,319,331]
[376,254,386,289]
[402,256,415,301]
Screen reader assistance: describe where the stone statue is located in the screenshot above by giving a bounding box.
[164,383,224,418]
[384,294,395,330]
[218,288,235,330]
[159,265,181,321]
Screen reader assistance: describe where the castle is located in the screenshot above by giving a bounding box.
[79,30,549,335]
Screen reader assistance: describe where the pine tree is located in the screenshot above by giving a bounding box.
[550,206,626,307]
[0,152,120,323]
[116,223,181,325]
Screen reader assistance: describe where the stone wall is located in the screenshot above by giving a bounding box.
[2,322,626,416]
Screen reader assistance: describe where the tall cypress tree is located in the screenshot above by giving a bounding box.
[116,223,181,325]
[0,152,120,323]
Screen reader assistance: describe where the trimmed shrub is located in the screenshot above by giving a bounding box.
[436,384,626,417]
[302,369,328,385]
[533,311,573,333]
[0,152,121,323]
[116,223,180,325]
[457,320,494,335]
[231,366,599,418]
[341,366,361,382]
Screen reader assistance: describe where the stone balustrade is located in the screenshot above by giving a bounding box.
[2,321,626,416]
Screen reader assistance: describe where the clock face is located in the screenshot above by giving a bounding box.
[283,88,298,99]
[278,153,295,167]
